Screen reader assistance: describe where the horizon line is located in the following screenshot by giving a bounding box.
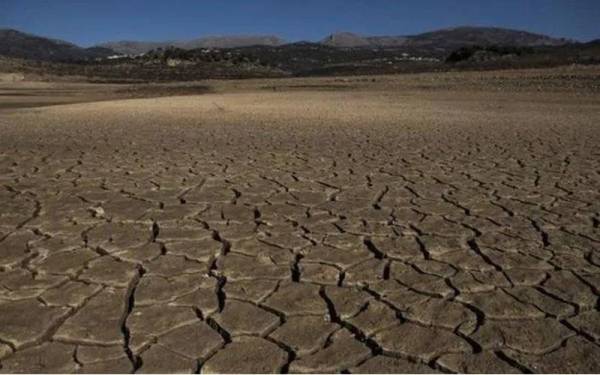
[0,24,587,48]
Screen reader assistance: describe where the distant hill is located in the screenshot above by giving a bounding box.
[103,26,571,55]
[4,39,599,82]
[95,40,167,56]
[0,26,580,64]
[182,35,285,49]
[321,32,372,48]
[321,26,569,50]
[321,32,407,48]
[407,26,569,49]
[0,29,115,61]
[100,35,285,55]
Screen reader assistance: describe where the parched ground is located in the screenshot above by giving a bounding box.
[0,68,600,373]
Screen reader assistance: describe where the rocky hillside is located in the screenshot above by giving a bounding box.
[0,26,575,62]
[101,26,571,55]
[321,26,569,50]
[0,29,115,61]
[99,35,285,55]
[1,26,595,81]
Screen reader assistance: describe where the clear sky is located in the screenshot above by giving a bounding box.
[1,0,599,46]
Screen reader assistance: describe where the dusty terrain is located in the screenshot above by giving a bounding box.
[0,78,212,110]
[0,67,599,373]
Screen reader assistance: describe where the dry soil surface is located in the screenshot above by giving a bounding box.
[0,80,211,110]
[0,69,600,373]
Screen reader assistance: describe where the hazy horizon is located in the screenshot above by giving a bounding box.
[1,0,599,47]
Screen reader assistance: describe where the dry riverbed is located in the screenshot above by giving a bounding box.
[0,67,599,373]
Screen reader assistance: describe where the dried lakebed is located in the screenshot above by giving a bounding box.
[0,82,599,373]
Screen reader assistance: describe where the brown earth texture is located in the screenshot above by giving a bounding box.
[0,66,600,373]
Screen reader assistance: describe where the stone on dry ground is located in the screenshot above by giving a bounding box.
[0,82,600,373]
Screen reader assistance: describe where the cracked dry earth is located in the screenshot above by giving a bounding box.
[0,83,599,373]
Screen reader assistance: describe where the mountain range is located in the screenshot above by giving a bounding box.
[321,27,569,48]
[99,35,285,55]
[0,29,113,61]
[0,26,573,61]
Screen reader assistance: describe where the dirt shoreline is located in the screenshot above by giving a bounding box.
[1,65,599,111]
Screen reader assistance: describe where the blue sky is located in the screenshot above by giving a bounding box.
[1,0,599,46]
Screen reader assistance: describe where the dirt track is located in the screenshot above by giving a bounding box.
[1,70,600,373]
